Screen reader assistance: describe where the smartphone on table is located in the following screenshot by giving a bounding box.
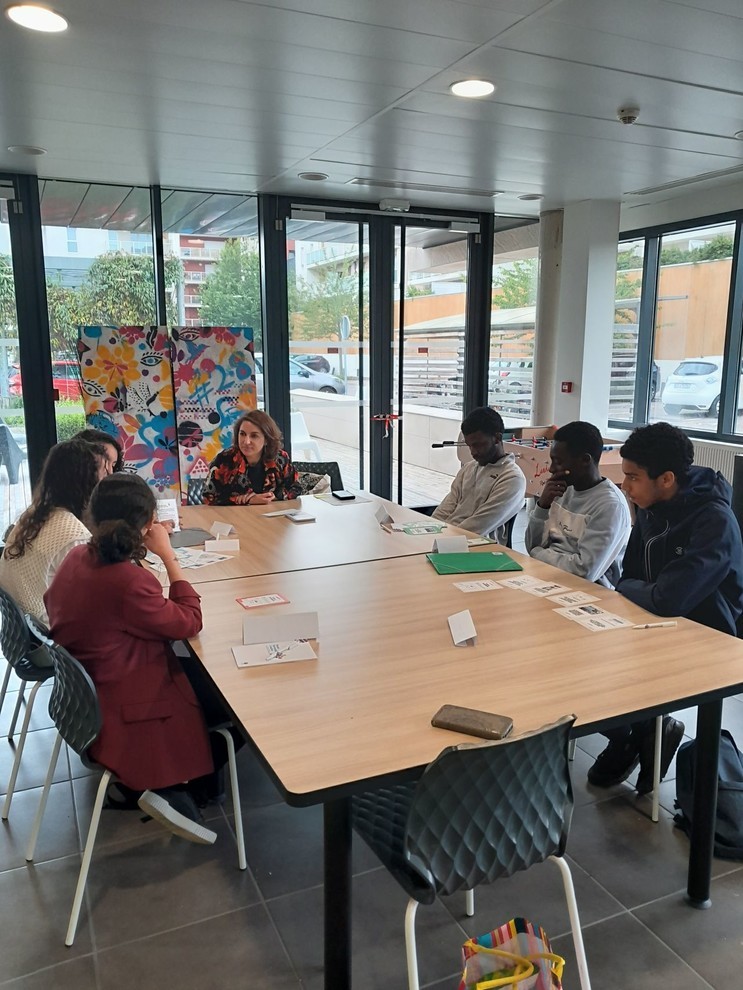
[431,705,514,740]
[331,490,356,501]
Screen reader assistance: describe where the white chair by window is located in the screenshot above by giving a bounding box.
[290,411,321,461]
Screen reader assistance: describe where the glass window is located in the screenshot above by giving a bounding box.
[652,221,735,430]
[488,224,539,426]
[39,180,161,439]
[611,238,645,422]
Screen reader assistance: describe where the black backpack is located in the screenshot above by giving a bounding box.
[674,730,743,860]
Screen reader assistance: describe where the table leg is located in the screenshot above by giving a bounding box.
[686,699,722,908]
[324,798,352,989]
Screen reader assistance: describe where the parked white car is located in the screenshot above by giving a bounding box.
[661,355,742,418]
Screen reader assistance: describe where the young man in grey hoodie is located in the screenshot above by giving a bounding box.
[524,420,630,587]
[432,407,526,544]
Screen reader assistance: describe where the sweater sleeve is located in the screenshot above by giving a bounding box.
[448,468,526,538]
[121,573,203,641]
[432,468,464,522]
[528,493,630,582]
[617,509,737,617]
[524,503,550,554]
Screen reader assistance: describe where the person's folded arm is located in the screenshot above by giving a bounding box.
[432,470,463,522]
[453,473,526,538]
[617,512,736,616]
[524,503,550,554]
[122,571,203,641]
[528,499,629,582]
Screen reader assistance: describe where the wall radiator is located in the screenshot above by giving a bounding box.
[692,439,743,483]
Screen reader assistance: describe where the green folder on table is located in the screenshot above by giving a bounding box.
[426,552,523,575]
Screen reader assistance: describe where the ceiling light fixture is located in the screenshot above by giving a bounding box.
[5,4,68,32]
[7,144,47,155]
[450,79,495,99]
[298,171,328,181]
[518,193,544,201]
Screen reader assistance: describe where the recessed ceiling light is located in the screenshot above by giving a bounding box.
[518,193,544,201]
[5,4,68,32]
[450,79,495,99]
[298,171,329,181]
[7,144,47,155]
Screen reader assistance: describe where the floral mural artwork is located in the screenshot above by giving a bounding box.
[77,326,180,495]
[171,326,256,503]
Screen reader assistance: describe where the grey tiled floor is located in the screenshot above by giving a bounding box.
[2,507,742,989]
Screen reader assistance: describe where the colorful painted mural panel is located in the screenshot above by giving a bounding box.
[171,326,256,502]
[77,325,180,495]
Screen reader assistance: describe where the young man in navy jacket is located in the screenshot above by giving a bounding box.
[588,422,743,793]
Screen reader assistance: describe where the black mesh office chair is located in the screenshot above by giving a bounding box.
[351,715,591,990]
[292,460,344,492]
[0,423,26,485]
[187,477,207,505]
[0,587,53,820]
[24,617,247,946]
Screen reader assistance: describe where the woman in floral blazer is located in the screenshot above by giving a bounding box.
[203,410,301,505]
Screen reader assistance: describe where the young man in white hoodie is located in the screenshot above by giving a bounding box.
[432,407,526,543]
[524,421,630,587]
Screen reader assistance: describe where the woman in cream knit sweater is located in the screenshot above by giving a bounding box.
[0,439,104,623]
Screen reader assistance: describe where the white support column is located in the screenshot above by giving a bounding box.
[552,201,621,431]
[532,210,563,426]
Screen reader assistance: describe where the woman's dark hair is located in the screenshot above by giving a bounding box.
[232,410,283,461]
[74,427,124,472]
[620,422,694,483]
[5,440,102,560]
[89,474,156,564]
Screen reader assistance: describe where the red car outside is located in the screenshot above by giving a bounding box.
[9,360,82,400]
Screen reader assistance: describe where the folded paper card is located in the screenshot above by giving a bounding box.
[204,538,240,552]
[232,641,317,667]
[210,521,234,538]
[375,505,394,531]
[426,552,522,575]
[433,535,469,554]
[155,498,180,532]
[243,610,319,646]
[448,609,477,646]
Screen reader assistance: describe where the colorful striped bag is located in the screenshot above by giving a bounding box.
[458,917,564,990]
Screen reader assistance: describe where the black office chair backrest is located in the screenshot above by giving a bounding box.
[292,460,344,492]
[354,715,575,902]
[0,585,31,666]
[187,478,206,505]
[26,615,101,756]
[0,423,26,485]
[502,512,517,549]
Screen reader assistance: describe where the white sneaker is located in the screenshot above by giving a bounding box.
[138,788,217,845]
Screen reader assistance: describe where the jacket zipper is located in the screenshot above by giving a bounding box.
[643,520,669,581]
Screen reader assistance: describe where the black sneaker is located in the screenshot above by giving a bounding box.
[636,717,685,795]
[587,739,640,787]
[138,788,217,845]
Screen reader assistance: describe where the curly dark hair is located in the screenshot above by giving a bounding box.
[620,422,694,482]
[89,474,156,564]
[4,440,102,560]
[553,421,604,465]
[74,427,124,472]
[232,410,283,461]
[461,406,505,438]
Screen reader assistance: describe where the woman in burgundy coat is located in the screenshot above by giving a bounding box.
[45,473,217,845]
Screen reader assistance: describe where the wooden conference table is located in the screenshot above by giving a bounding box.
[179,494,472,581]
[183,502,743,990]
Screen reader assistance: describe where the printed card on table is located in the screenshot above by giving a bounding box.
[235,611,320,668]
[519,580,572,598]
[453,580,502,593]
[232,640,317,667]
[155,498,180,532]
[498,575,544,592]
[554,604,633,632]
[448,609,477,647]
[547,590,600,606]
[236,594,290,610]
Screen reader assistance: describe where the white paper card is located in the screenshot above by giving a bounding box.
[434,536,469,554]
[155,498,180,532]
[554,604,634,632]
[498,575,544,591]
[204,538,240,552]
[243,611,319,645]
[232,641,317,667]
[237,594,290,609]
[287,510,316,523]
[547,590,600,606]
[263,508,298,517]
[467,537,496,547]
[210,521,234,537]
[520,580,572,598]
[448,609,477,647]
[375,505,394,529]
[453,580,502,593]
